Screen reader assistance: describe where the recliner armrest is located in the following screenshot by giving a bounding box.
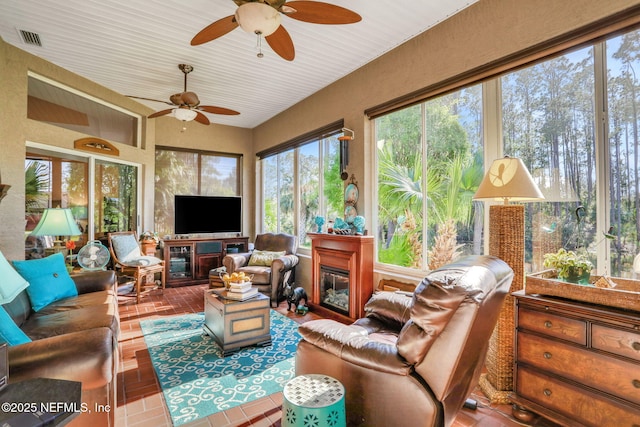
[71,270,116,294]
[298,319,412,375]
[223,252,252,272]
[8,327,115,390]
[271,254,298,271]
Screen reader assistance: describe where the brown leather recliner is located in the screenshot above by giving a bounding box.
[296,255,514,427]
[223,233,298,307]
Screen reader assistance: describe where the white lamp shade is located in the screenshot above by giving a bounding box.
[235,3,281,36]
[174,108,198,122]
[31,207,82,237]
[473,156,544,203]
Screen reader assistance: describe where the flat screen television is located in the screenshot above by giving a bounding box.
[174,195,242,235]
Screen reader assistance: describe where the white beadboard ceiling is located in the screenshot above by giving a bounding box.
[0,0,477,129]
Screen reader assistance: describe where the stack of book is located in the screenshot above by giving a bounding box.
[225,282,258,301]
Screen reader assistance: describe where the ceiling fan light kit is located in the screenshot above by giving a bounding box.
[235,3,281,37]
[191,1,362,61]
[174,108,198,122]
[128,63,239,128]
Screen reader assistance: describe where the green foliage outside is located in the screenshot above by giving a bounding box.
[376,89,484,269]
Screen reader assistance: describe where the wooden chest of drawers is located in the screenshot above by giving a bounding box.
[511,290,640,426]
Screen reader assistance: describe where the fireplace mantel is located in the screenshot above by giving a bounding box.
[308,233,374,323]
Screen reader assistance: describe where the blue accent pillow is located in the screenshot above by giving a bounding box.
[0,250,29,304]
[0,306,31,346]
[12,253,78,312]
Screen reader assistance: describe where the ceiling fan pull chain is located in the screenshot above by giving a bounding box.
[255,31,264,59]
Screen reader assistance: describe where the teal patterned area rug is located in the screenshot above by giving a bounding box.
[140,311,301,426]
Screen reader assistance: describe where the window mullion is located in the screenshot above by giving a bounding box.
[421,102,428,270]
[593,41,611,274]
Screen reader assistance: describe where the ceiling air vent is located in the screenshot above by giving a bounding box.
[18,29,42,47]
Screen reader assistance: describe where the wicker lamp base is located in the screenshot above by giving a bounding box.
[479,204,524,404]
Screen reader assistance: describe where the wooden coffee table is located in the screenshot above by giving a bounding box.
[203,289,271,356]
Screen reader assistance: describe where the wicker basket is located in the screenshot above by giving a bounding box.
[526,269,640,312]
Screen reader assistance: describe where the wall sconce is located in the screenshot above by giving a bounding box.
[338,128,355,180]
[0,170,10,203]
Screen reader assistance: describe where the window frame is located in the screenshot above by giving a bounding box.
[26,141,142,242]
[370,25,640,278]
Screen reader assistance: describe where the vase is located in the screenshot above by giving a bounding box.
[140,240,157,256]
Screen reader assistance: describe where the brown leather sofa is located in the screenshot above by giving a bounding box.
[296,255,513,427]
[2,270,119,427]
[223,233,299,307]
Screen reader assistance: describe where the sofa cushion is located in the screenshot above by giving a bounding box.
[248,250,286,266]
[236,265,271,283]
[0,250,29,304]
[21,295,119,340]
[12,253,78,312]
[0,306,31,346]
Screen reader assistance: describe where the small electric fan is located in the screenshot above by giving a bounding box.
[77,240,111,271]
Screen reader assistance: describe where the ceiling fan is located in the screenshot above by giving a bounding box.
[191,0,362,61]
[128,64,240,125]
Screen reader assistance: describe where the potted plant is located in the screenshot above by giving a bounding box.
[543,248,593,285]
[139,230,159,256]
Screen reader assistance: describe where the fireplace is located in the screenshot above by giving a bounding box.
[308,233,373,322]
[320,266,350,316]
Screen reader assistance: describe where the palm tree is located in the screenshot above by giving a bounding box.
[25,161,49,212]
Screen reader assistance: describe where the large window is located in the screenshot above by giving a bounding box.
[261,130,342,249]
[373,27,640,278]
[154,147,241,236]
[375,85,484,271]
[25,147,139,259]
[503,30,640,277]
[95,160,138,235]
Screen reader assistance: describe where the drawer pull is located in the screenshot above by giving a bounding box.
[544,321,553,328]
[543,389,552,397]
[543,352,552,359]
[633,379,640,388]
[633,341,640,351]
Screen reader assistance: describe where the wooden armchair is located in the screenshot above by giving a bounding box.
[107,231,165,303]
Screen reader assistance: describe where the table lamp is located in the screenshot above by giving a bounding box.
[30,207,82,253]
[473,156,544,404]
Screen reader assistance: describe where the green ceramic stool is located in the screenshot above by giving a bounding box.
[282,374,346,427]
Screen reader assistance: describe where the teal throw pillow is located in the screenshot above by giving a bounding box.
[0,250,30,304]
[248,250,286,266]
[12,252,78,312]
[0,306,31,346]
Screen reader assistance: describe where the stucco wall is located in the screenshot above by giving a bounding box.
[0,39,254,260]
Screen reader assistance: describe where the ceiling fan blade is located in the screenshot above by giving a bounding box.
[265,25,295,61]
[127,95,174,106]
[198,105,240,116]
[194,111,211,125]
[282,1,361,24]
[191,15,238,46]
[148,109,174,119]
